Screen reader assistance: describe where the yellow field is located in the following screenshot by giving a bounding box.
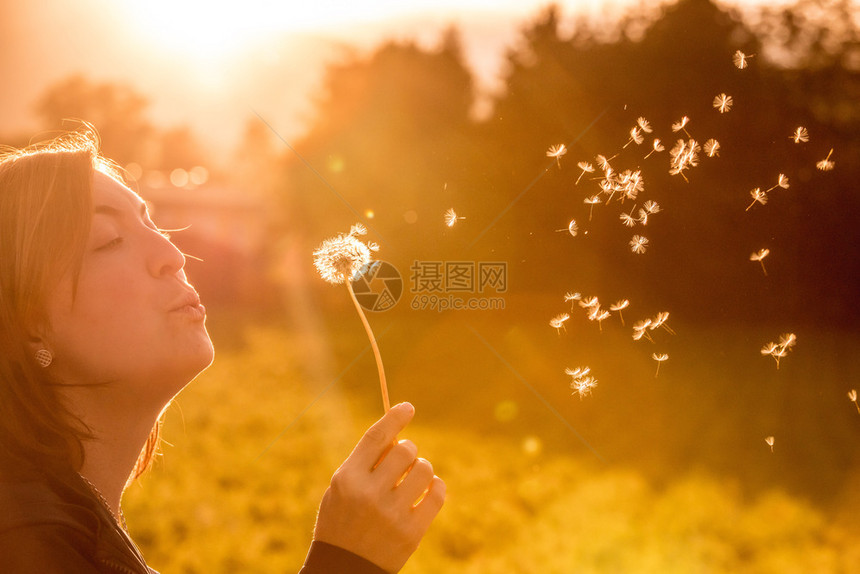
[124,315,860,573]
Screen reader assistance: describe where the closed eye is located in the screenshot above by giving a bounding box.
[95,237,123,251]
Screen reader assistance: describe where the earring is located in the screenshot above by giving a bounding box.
[34,348,53,368]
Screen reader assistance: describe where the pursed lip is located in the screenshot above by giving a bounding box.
[168,289,204,313]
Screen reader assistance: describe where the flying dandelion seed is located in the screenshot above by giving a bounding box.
[555,219,579,237]
[637,209,649,226]
[746,188,768,211]
[549,313,570,335]
[761,332,797,369]
[669,139,700,181]
[643,200,661,214]
[444,208,465,227]
[817,148,835,171]
[637,117,653,133]
[566,366,598,399]
[791,126,809,143]
[704,139,721,158]
[547,144,567,167]
[765,435,774,452]
[849,389,860,414]
[620,211,637,227]
[564,292,582,310]
[779,332,797,350]
[644,138,665,159]
[750,248,770,276]
[629,235,649,254]
[733,50,754,69]
[650,311,675,335]
[610,300,630,322]
[652,353,669,377]
[584,195,601,220]
[624,126,645,148]
[579,296,600,310]
[713,93,733,113]
[596,154,616,171]
[632,319,654,342]
[589,308,611,332]
[314,224,389,412]
[672,116,692,138]
[575,161,595,185]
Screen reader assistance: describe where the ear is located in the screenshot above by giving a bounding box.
[23,319,52,356]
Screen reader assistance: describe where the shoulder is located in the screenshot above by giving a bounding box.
[300,541,389,574]
[0,522,101,572]
[0,466,103,571]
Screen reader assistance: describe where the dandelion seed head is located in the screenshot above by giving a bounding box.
[313,225,375,285]
[849,389,858,402]
[713,93,733,113]
[584,195,601,205]
[652,353,669,362]
[577,161,595,173]
[765,435,775,447]
[610,300,630,312]
[652,139,665,152]
[637,209,649,225]
[630,126,645,145]
[777,174,789,189]
[564,292,582,302]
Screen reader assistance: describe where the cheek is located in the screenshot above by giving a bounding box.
[50,268,156,360]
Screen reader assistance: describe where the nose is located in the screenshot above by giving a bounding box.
[147,228,187,278]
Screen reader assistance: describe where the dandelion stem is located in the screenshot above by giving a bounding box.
[346,281,390,413]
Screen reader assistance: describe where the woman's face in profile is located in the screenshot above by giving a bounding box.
[43,171,214,402]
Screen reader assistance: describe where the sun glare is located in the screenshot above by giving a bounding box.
[119,0,608,61]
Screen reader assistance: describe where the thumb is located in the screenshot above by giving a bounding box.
[348,402,415,469]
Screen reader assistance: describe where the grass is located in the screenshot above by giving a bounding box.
[123,311,860,573]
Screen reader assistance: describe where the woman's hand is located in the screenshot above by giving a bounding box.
[312,402,446,573]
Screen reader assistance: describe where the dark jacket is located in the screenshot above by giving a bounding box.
[0,464,386,573]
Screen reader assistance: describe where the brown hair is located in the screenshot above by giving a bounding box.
[0,127,161,480]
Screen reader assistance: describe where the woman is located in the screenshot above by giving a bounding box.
[0,129,445,573]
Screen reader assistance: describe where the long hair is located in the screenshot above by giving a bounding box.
[0,127,161,480]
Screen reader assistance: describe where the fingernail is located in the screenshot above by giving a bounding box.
[394,402,414,415]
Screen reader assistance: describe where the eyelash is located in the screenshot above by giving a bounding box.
[96,237,123,251]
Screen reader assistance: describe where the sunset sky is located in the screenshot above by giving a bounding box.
[0,0,794,155]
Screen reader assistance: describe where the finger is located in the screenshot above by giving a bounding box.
[393,457,434,504]
[373,439,418,483]
[347,402,414,470]
[413,476,446,521]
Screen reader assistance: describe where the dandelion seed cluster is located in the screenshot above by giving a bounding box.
[760,332,797,369]
[541,49,835,426]
[313,223,378,284]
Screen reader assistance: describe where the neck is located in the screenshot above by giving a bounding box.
[77,405,162,520]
